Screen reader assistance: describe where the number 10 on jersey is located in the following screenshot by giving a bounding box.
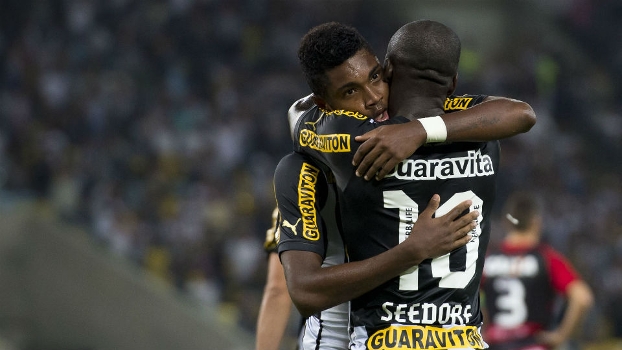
[383,190,483,291]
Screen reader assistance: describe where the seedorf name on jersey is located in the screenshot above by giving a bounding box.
[298,162,321,241]
[299,129,350,153]
[387,150,494,180]
[367,325,485,350]
[381,301,473,325]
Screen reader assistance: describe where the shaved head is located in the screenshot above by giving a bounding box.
[386,20,461,85]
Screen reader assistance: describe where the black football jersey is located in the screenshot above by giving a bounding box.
[481,243,580,349]
[273,151,349,349]
[294,95,498,349]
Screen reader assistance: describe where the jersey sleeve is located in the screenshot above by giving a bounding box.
[444,94,488,111]
[542,245,581,293]
[295,108,381,189]
[287,94,315,139]
[274,152,329,258]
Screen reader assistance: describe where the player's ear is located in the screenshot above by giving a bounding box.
[383,58,393,83]
[312,94,331,111]
[447,73,458,97]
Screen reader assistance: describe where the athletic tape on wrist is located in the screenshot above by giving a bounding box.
[418,116,447,143]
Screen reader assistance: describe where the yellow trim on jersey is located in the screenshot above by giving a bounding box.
[298,162,321,241]
[367,325,485,350]
[298,109,366,153]
[326,109,368,120]
[444,97,473,111]
[299,129,350,153]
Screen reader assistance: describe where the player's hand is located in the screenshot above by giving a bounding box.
[353,122,426,181]
[536,330,566,349]
[405,194,477,262]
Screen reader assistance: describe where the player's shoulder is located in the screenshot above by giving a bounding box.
[277,151,313,169]
[313,109,375,135]
[537,243,569,261]
[288,94,316,138]
[275,152,321,179]
[293,105,322,134]
[444,94,488,112]
[296,107,372,144]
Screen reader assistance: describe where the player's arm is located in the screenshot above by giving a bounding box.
[256,253,293,350]
[255,210,293,350]
[352,96,536,180]
[280,196,476,317]
[536,248,594,347]
[537,280,594,347]
[546,280,594,344]
[275,152,476,317]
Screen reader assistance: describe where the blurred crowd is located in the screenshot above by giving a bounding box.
[0,0,620,343]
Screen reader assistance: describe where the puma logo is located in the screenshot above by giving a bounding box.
[282,218,301,235]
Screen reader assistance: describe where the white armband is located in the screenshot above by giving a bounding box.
[417,116,447,143]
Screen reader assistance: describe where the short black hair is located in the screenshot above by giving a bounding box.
[386,20,461,86]
[298,22,373,97]
[503,191,543,231]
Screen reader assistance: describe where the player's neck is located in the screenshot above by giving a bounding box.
[388,80,446,120]
[504,230,539,247]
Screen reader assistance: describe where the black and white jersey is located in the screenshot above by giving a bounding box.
[294,95,498,350]
[274,151,349,350]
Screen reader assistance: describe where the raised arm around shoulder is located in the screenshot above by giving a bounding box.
[255,252,293,350]
[353,96,536,181]
[537,279,594,348]
[443,96,536,142]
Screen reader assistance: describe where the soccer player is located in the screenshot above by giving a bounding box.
[262,95,477,350]
[257,98,351,350]
[279,20,535,350]
[481,191,594,350]
[261,91,509,349]
[269,21,535,349]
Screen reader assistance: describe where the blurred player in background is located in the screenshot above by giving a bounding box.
[256,208,299,350]
[481,191,594,350]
